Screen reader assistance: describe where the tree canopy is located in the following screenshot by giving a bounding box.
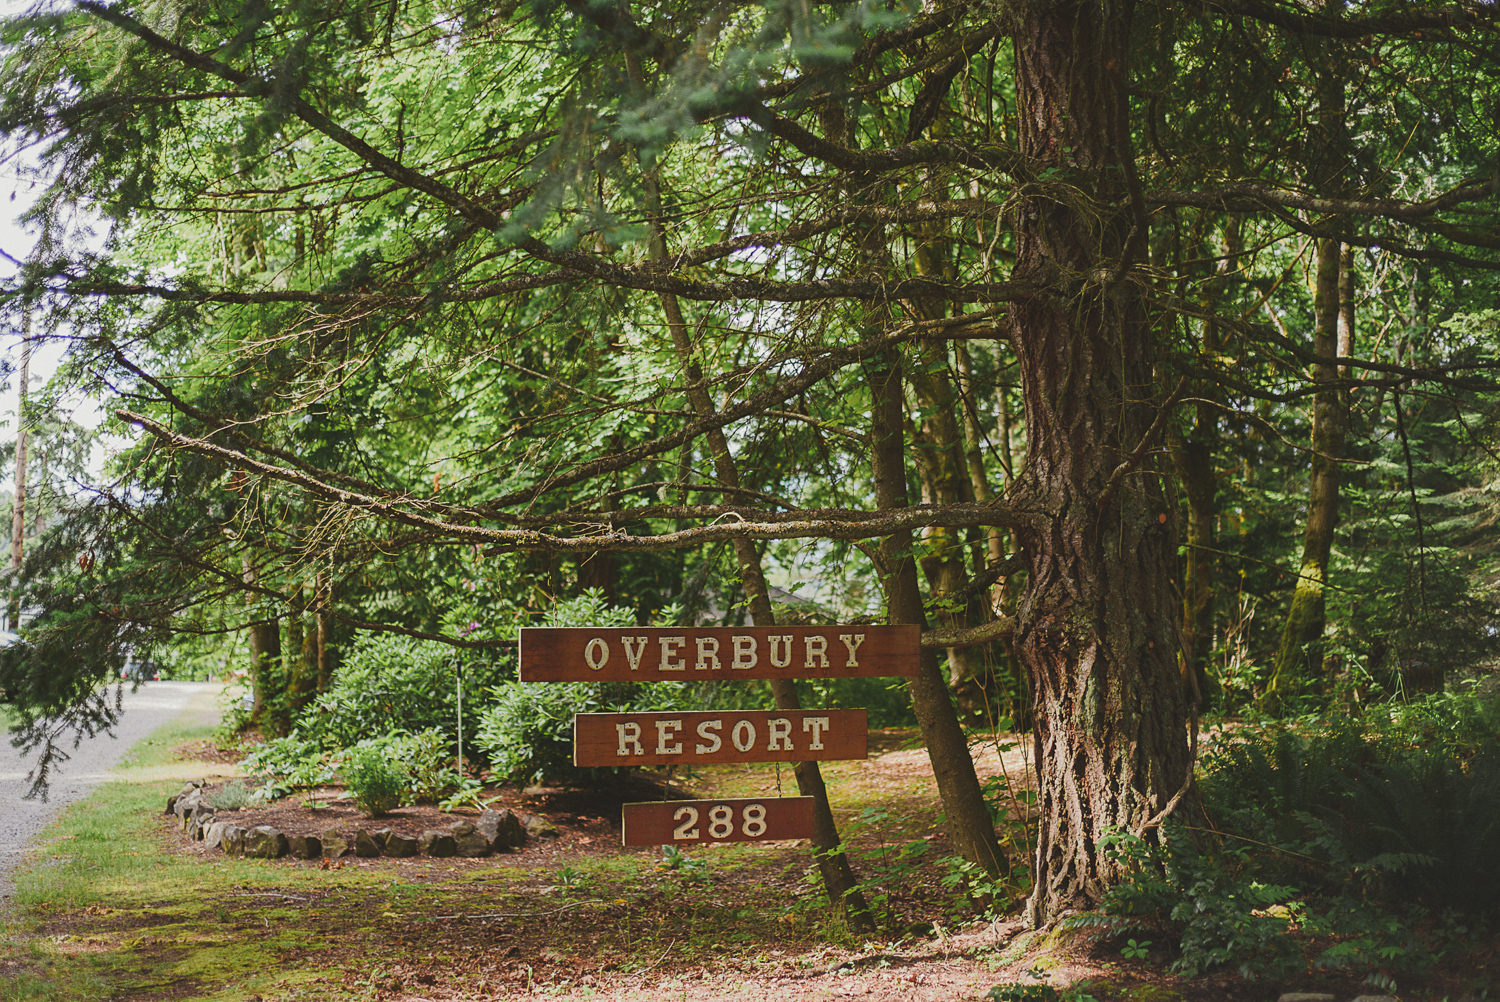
[2,0,1498,924]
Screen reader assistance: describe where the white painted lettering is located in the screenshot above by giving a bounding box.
[803,634,829,669]
[584,637,609,671]
[695,719,723,755]
[658,635,686,671]
[732,635,757,669]
[622,636,650,671]
[838,633,866,667]
[802,716,830,750]
[655,718,683,755]
[731,720,756,752]
[694,636,722,671]
[768,635,793,668]
[616,722,644,757]
[766,717,793,751]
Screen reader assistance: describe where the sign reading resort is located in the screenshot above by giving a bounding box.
[574,709,868,766]
[518,625,919,682]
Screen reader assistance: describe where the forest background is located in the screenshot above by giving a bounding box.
[0,0,1499,990]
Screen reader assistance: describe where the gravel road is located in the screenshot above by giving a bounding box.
[0,681,225,905]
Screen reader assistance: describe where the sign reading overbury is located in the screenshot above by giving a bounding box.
[519,625,919,682]
[621,797,816,847]
[574,709,867,767]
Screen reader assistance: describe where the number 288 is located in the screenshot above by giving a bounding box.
[671,802,768,840]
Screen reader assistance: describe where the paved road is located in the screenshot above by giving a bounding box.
[0,681,225,905]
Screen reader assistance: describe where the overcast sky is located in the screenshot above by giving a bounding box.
[1,0,110,456]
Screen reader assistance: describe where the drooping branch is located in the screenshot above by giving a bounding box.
[118,410,1022,552]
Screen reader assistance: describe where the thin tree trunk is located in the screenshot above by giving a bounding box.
[8,321,28,631]
[1006,1,1194,927]
[817,71,1007,889]
[245,558,283,730]
[870,348,1008,882]
[1264,0,1354,711]
[904,104,998,724]
[315,571,332,691]
[1266,238,1351,708]
[660,302,871,929]
[624,70,871,926]
[909,333,992,724]
[1173,218,1240,709]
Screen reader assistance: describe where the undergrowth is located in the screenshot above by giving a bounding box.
[1064,685,1500,994]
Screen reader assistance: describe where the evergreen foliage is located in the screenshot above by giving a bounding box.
[0,0,1497,926]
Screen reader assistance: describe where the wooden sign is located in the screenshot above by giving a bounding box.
[575,709,867,766]
[519,625,918,682]
[621,797,815,846]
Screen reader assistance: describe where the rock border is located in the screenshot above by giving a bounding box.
[166,781,560,861]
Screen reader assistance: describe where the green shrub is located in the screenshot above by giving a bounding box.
[342,741,411,816]
[240,733,336,800]
[1203,699,1500,912]
[298,633,512,753]
[476,679,691,785]
[207,779,254,810]
[386,727,463,802]
[473,592,707,784]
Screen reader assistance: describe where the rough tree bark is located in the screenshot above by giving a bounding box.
[1004,1,1194,926]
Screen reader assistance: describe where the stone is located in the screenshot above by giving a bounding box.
[187,814,209,840]
[242,825,288,859]
[201,821,228,849]
[523,813,560,840]
[320,828,353,858]
[354,829,384,858]
[449,821,490,857]
[172,788,204,818]
[183,803,214,832]
[220,825,247,856]
[383,831,420,858]
[287,835,322,859]
[476,809,525,851]
[165,781,203,815]
[419,830,457,857]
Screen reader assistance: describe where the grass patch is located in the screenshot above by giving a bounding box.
[1,718,978,1000]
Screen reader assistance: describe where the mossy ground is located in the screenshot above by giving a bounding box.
[0,719,1459,1001]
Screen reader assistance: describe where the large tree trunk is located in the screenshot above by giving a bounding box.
[1006,1,1194,927]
